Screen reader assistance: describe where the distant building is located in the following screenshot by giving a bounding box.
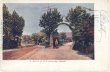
[65,32,72,42]
[65,32,72,38]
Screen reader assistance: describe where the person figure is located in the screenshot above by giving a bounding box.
[52,29,59,48]
[45,36,49,48]
[59,34,63,46]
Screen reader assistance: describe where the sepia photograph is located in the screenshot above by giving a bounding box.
[3,3,94,60]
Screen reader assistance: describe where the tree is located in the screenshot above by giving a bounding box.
[66,6,87,37]
[12,11,25,38]
[31,32,45,45]
[3,4,13,39]
[22,35,32,44]
[3,4,25,49]
[3,4,13,49]
[66,6,94,54]
[39,8,62,45]
[31,33,39,44]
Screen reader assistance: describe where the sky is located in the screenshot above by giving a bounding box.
[5,3,94,35]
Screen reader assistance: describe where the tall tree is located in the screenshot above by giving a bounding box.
[3,4,25,49]
[12,11,25,38]
[3,4,13,49]
[39,8,62,44]
[3,4,13,39]
[66,6,94,53]
[66,6,87,37]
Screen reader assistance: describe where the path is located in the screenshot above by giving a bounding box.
[3,42,91,60]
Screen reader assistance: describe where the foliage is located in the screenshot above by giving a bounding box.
[39,8,62,45]
[3,4,25,49]
[3,4,13,39]
[66,6,94,54]
[31,32,45,45]
[22,35,32,44]
[31,33,39,41]
[12,11,25,37]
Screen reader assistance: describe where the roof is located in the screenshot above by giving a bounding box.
[65,32,72,38]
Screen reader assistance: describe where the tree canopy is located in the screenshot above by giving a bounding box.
[66,6,94,54]
[3,4,25,38]
[66,6,94,38]
[3,4,25,49]
[39,8,62,36]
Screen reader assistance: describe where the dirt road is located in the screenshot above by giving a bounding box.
[3,42,91,60]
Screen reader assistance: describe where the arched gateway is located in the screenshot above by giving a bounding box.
[57,22,74,31]
[50,22,75,48]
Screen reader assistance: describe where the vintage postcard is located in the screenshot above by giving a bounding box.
[0,0,110,72]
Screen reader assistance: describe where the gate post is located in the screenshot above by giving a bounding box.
[50,35,53,48]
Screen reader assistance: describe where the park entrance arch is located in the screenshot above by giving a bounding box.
[50,22,75,48]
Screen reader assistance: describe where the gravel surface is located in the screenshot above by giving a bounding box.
[3,42,91,60]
